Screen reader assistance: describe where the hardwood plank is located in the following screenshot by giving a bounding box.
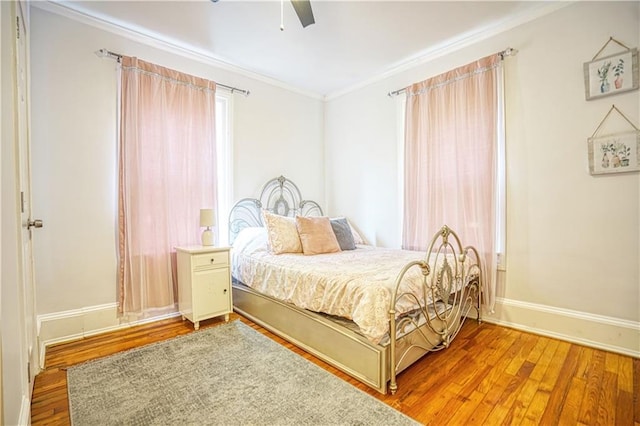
[539,344,581,423]
[529,338,560,382]
[412,385,460,423]
[504,332,539,376]
[616,390,634,426]
[30,314,637,426]
[539,341,571,392]
[445,389,485,425]
[483,373,528,424]
[605,350,620,374]
[458,363,493,398]
[460,330,530,423]
[460,325,492,351]
[525,334,550,364]
[521,389,551,425]
[465,375,510,424]
[420,391,463,425]
[557,377,587,425]
[618,356,634,393]
[634,358,640,424]
[464,325,515,370]
[449,353,484,389]
[502,378,540,424]
[578,349,606,424]
[595,370,618,425]
[575,345,595,379]
[517,360,536,379]
[424,386,467,425]
[474,332,527,395]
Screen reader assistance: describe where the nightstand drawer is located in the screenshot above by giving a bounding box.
[192,251,229,269]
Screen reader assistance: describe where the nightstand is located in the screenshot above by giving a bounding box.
[176,246,232,330]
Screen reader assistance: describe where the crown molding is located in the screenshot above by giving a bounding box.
[324,1,575,101]
[31,1,325,100]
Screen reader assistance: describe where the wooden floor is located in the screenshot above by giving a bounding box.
[32,313,639,425]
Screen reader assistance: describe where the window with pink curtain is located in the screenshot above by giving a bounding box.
[403,54,502,312]
[118,56,217,318]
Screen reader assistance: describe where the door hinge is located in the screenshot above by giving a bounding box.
[21,191,25,213]
[16,16,20,40]
[27,361,31,382]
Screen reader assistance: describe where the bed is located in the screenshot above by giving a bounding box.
[229,176,482,394]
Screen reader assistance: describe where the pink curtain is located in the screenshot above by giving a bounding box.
[403,54,501,311]
[118,56,217,318]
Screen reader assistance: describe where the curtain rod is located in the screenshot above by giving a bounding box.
[387,47,517,97]
[95,48,251,97]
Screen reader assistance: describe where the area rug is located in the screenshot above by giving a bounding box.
[67,320,418,425]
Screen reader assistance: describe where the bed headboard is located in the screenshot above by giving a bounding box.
[228,175,323,244]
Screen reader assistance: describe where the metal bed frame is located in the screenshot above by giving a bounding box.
[229,176,482,394]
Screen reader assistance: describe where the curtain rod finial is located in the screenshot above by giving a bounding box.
[95,48,108,58]
[499,47,518,60]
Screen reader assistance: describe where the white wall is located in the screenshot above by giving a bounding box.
[30,7,323,320]
[324,2,639,354]
[234,84,324,203]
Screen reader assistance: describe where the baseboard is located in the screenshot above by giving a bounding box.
[37,303,181,368]
[487,297,640,358]
[37,298,640,370]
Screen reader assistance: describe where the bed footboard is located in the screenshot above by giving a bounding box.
[389,225,482,394]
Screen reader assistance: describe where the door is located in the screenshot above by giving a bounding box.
[16,0,40,388]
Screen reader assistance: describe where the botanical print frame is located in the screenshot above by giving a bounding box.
[584,48,638,100]
[588,130,640,175]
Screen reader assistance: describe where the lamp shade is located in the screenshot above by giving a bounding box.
[199,209,215,228]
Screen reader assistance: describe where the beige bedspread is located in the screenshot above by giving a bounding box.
[231,227,434,344]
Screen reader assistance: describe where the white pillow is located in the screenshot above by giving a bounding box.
[232,227,268,255]
[348,220,366,245]
[262,210,302,254]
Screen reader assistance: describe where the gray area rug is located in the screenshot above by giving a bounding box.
[67,320,419,425]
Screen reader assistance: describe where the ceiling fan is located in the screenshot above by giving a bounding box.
[210,0,315,29]
[289,0,315,28]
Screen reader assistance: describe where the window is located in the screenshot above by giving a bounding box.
[117,56,219,317]
[400,54,506,312]
[495,69,506,270]
[215,92,233,245]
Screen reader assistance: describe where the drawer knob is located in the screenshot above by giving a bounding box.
[223,289,227,294]
[210,258,215,263]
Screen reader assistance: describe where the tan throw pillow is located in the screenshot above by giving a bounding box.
[295,216,341,255]
[262,210,302,254]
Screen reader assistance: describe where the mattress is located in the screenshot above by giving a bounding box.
[231,227,456,344]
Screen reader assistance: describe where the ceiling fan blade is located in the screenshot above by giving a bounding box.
[290,0,315,28]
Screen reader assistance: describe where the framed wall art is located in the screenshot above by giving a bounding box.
[588,130,640,175]
[588,105,640,175]
[584,38,638,101]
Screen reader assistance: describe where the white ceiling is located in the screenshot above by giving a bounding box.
[48,1,565,97]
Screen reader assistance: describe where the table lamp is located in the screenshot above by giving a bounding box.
[200,208,215,246]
